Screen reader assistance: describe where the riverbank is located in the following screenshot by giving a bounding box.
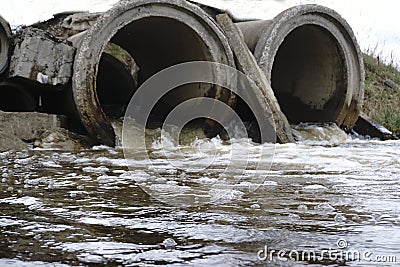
[363,53,400,137]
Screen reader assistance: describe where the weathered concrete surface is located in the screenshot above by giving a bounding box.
[9,27,75,85]
[216,13,294,143]
[236,5,364,130]
[103,43,139,84]
[0,130,28,152]
[0,111,67,141]
[353,113,397,140]
[98,43,139,119]
[34,127,94,150]
[32,12,101,39]
[72,0,235,146]
[0,15,12,75]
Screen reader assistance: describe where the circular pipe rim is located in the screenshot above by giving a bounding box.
[253,4,364,128]
[72,0,235,146]
[0,15,12,75]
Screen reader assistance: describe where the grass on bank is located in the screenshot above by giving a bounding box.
[362,53,400,137]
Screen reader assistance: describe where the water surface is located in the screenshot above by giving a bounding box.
[0,124,399,266]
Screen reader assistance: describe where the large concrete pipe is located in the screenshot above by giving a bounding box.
[236,5,364,129]
[0,15,12,75]
[72,0,235,146]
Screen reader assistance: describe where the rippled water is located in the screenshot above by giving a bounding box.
[0,124,399,266]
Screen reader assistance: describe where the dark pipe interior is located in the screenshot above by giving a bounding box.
[112,17,209,83]
[95,17,212,125]
[271,25,347,123]
[97,53,137,119]
[0,84,36,112]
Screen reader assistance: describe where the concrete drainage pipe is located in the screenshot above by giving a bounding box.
[237,5,364,129]
[72,0,235,146]
[0,15,12,75]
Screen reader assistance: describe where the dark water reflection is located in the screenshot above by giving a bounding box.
[0,131,399,266]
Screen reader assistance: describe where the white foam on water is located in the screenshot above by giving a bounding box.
[96,175,120,184]
[314,203,335,212]
[209,188,245,204]
[0,218,22,227]
[41,161,63,168]
[293,123,350,146]
[0,259,70,267]
[107,122,399,207]
[82,166,110,173]
[0,196,40,206]
[302,184,328,191]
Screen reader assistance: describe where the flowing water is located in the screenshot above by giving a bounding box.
[0,123,399,266]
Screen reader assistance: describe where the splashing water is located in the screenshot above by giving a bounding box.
[0,123,399,266]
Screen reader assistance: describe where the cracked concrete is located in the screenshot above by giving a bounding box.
[9,27,75,86]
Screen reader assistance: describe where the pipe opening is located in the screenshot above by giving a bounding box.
[0,83,36,112]
[97,44,138,119]
[97,17,213,126]
[271,24,347,123]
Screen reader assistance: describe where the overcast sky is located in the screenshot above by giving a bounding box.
[1,0,399,67]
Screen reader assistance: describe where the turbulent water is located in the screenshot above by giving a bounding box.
[0,123,399,266]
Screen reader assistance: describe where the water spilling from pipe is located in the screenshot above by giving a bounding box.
[1,123,399,265]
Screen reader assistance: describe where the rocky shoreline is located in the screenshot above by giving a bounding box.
[0,111,93,151]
